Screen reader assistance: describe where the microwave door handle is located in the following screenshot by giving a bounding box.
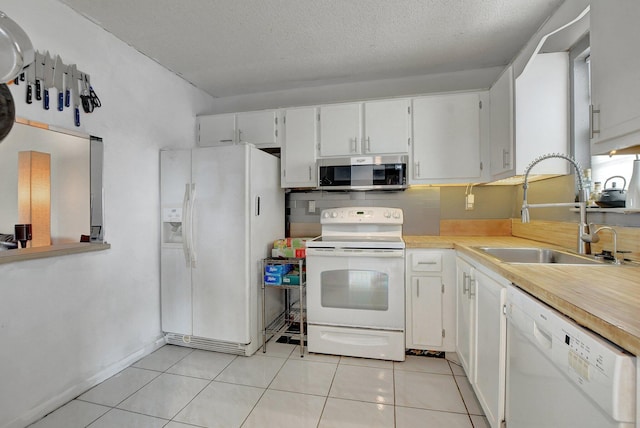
[255,195,261,216]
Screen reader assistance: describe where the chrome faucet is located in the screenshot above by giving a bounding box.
[521,153,590,254]
[581,225,622,264]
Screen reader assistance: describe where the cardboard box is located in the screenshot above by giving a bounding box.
[271,248,306,259]
[273,237,311,249]
[282,272,301,285]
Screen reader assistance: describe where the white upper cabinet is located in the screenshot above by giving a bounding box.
[363,98,411,155]
[515,52,570,175]
[318,99,410,157]
[590,1,640,155]
[235,110,279,148]
[411,92,486,184]
[198,110,280,148]
[281,107,318,188]
[318,103,362,157]
[489,66,515,180]
[197,113,236,146]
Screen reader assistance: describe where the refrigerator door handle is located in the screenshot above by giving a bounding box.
[182,183,191,267]
[255,195,261,216]
[190,183,197,267]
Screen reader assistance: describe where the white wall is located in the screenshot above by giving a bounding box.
[0,1,216,427]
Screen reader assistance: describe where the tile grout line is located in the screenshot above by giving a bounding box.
[238,340,295,427]
[314,353,341,427]
[393,359,397,428]
[117,346,200,420]
[449,360,479,427]
[166,350,242,425]
[93,346,215,426]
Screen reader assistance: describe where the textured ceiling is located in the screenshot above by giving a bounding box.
[59,0,564,98]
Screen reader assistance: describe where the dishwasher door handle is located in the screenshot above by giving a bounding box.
[533,321,552,350]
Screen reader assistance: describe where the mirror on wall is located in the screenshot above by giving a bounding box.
[0,120,104,250]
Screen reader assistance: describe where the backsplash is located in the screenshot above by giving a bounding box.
[286,175,640,238]
[512,219,640,263]
[287,187,441,236]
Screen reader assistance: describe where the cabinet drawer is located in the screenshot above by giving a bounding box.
[410,253,442,272]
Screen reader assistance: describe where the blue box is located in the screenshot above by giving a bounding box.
[264,274,284,285]
[265,264,293,275]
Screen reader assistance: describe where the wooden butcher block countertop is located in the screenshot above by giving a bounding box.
[404,236,640,356]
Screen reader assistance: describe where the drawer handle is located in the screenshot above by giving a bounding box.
[417,261,437,265]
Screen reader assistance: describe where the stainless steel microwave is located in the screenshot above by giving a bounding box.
[317,155,408,191]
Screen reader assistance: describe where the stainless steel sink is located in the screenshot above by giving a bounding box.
[474,247,606,265]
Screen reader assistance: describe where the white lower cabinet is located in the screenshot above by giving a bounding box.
[405,250,456,352]
[456,253,508,428]
[473,266,508,428]
[456,255,476,379]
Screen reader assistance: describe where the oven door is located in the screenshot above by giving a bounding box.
[306,247,405,330]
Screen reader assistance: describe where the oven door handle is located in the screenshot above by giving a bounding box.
[306,248,404,258]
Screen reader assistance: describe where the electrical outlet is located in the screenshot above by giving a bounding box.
[308,200,316,213]
[465,194,475,210]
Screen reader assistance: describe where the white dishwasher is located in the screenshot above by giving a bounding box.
[506,285,636,428]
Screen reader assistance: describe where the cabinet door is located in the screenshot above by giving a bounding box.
[236,110,280,148]
[409,276,443,348]
[281,107,317,188]
[318,103,362,157]
[197,114,236,146]
[515,53,570,175]
[411,93,482,183]
[474,269,507,428]
[590,1,640,154]
[456,257,475,380]
[363,98,410,154]
[489,66,515,180]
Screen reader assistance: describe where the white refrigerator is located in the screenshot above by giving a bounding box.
[160,143,284,356]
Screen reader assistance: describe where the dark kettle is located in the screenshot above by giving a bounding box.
[596,176,627,208]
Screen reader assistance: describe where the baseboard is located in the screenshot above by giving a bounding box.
[3,335,166,428]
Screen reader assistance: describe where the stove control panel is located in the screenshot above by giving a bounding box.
[320,207,403,224]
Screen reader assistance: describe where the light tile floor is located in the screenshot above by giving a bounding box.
[29,342,490,428]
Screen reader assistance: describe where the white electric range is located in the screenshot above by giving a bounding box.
[305,207,406,361]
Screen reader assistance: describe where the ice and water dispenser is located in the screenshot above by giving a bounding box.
[162,207,183,244]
